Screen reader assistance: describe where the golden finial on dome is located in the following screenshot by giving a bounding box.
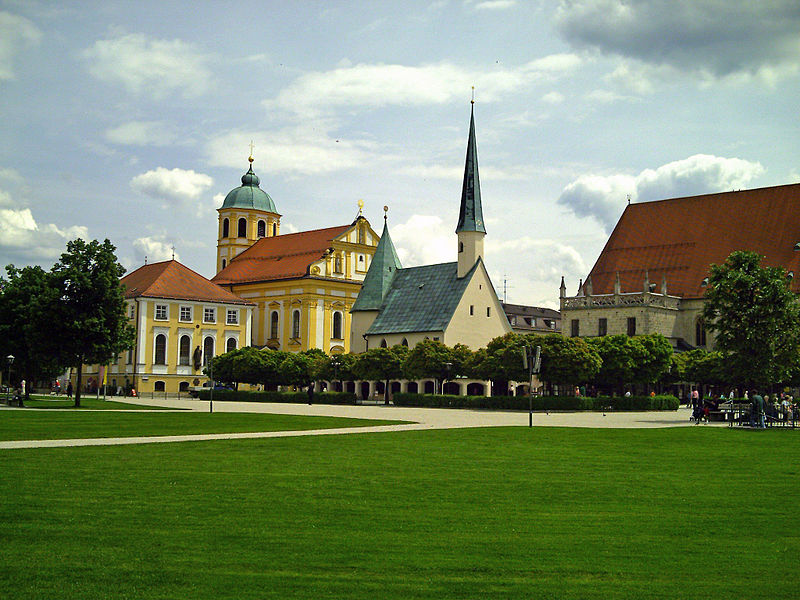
[248,140,255,163]
[471,86,475,105]
[383,205,388,221]
[357,199,364,216]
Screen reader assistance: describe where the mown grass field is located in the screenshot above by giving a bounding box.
[0,424,796,599]
[19,396,176,410]
[0,410,405,441]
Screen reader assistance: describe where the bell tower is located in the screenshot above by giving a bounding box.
[456,100,486,278]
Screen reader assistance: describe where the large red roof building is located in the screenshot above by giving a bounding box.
[560,183,800,349]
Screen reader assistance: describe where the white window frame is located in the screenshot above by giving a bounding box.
[155,304,168,321]
[204,307,217,324]
[226,309,239,325]
[179,305,192,322]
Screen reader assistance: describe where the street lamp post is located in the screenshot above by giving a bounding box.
[5,355,14,405]
[443,362,452,395]
[208,359,214,414]
[331,357,341,392]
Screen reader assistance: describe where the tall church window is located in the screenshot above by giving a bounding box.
[257,220,266,238]
[226,337,237,352]
[598,318,608,337]
[332,312,343,339]
[696,320,706,346]
[358,227,365,244]
[334,255,343,273]
[179,335,191,366]
[203,337,214,366]
[380,339,387,348]
[570,319,579,337]
[237,218,247,238]
[272,223,277,236]
[270,311,279,339]
[459,241,464,253]
[292,310,301,339]
[221,259,226,269]
[154,334,167,365]
[402,338,408,347]
[222,218,229,238]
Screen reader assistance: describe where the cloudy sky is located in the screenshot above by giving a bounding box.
[2,1,799,308]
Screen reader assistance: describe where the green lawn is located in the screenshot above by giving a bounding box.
[0,411,406,441]
[0,426,796,599]
[19,397,176,410]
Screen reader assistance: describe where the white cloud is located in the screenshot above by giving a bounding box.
[0,11,41,80]
[83,33,212,99]
[558,154,765,231]
[487,237,588,307]
[472,0,517,10]
[264,56,581,118]
[0,204,88,265]
[131,167,213,202]
[541,91,564,104]
[556,1,800,84]
[105,121,177,146]
[132,236,179,263]
[206,127,378,175]
[390,215,453,267]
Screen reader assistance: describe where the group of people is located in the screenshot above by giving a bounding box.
[687,387,797,427]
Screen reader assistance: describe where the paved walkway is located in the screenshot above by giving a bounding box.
[0,399,713,450]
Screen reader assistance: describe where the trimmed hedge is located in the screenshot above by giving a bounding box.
[196,390,358,405]
[391,393,679,411]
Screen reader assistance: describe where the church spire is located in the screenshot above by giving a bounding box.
[456,99,486,278]
[455,102,486,235]
[351,208,402,312]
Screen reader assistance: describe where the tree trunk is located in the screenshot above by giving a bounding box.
[74,360,83,408]
[384,379,390,405]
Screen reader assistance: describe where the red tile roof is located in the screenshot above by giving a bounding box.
[586,183,800,299]
[122,260,253,305]
[212,224,352,285]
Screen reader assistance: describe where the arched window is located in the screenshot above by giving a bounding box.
[226,337,237,352]
[222,218,229,238]
[334,255,343,273]
[154,381,165,392]
[380,338,387,348]
[257,220,266,238]
[696,320,707,347]
[203,336,214,366]
[272,223,277,236]
[401,338,408,347]
[292,310,301,339]
[332,312,342,339]
[179,381,190,392]
[270,311,279,339]
[237,218,247,238]
[459,241,464,253]
[154,334,167,365]
[179,335,191,366]
[221,259,226,269]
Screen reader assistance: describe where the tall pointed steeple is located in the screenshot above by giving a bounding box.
[457,100,486,278]
[456,103,486,235]
[351,208,402,312]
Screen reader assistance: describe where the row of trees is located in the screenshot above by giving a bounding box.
[209,333,680,398]
[0,239,134,406]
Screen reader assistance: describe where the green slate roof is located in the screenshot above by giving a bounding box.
[220,163,277,213]
[455,104,485,234]
[351,218,402,312]
[365,261,478,335]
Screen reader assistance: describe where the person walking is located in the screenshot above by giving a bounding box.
[66,381,73,399]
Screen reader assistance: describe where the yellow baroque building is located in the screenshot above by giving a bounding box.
[211,158,379,354]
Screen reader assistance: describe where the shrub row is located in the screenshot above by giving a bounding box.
[391,393,679,411]
[196,390,358,405]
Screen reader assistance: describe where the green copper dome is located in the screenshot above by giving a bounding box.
[221,164,277,212]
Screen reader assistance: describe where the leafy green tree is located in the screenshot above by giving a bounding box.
[47,239,135,407]
[587,335,638,394]
[353,345,408,403]
[207,348,239,385]
[683,349,725,388]
[312,353,357,389]
[402,339,458,393]
[0,265,64,399]
[702,250,800,388]
[535,333,601,391]
[632,334,673,386]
